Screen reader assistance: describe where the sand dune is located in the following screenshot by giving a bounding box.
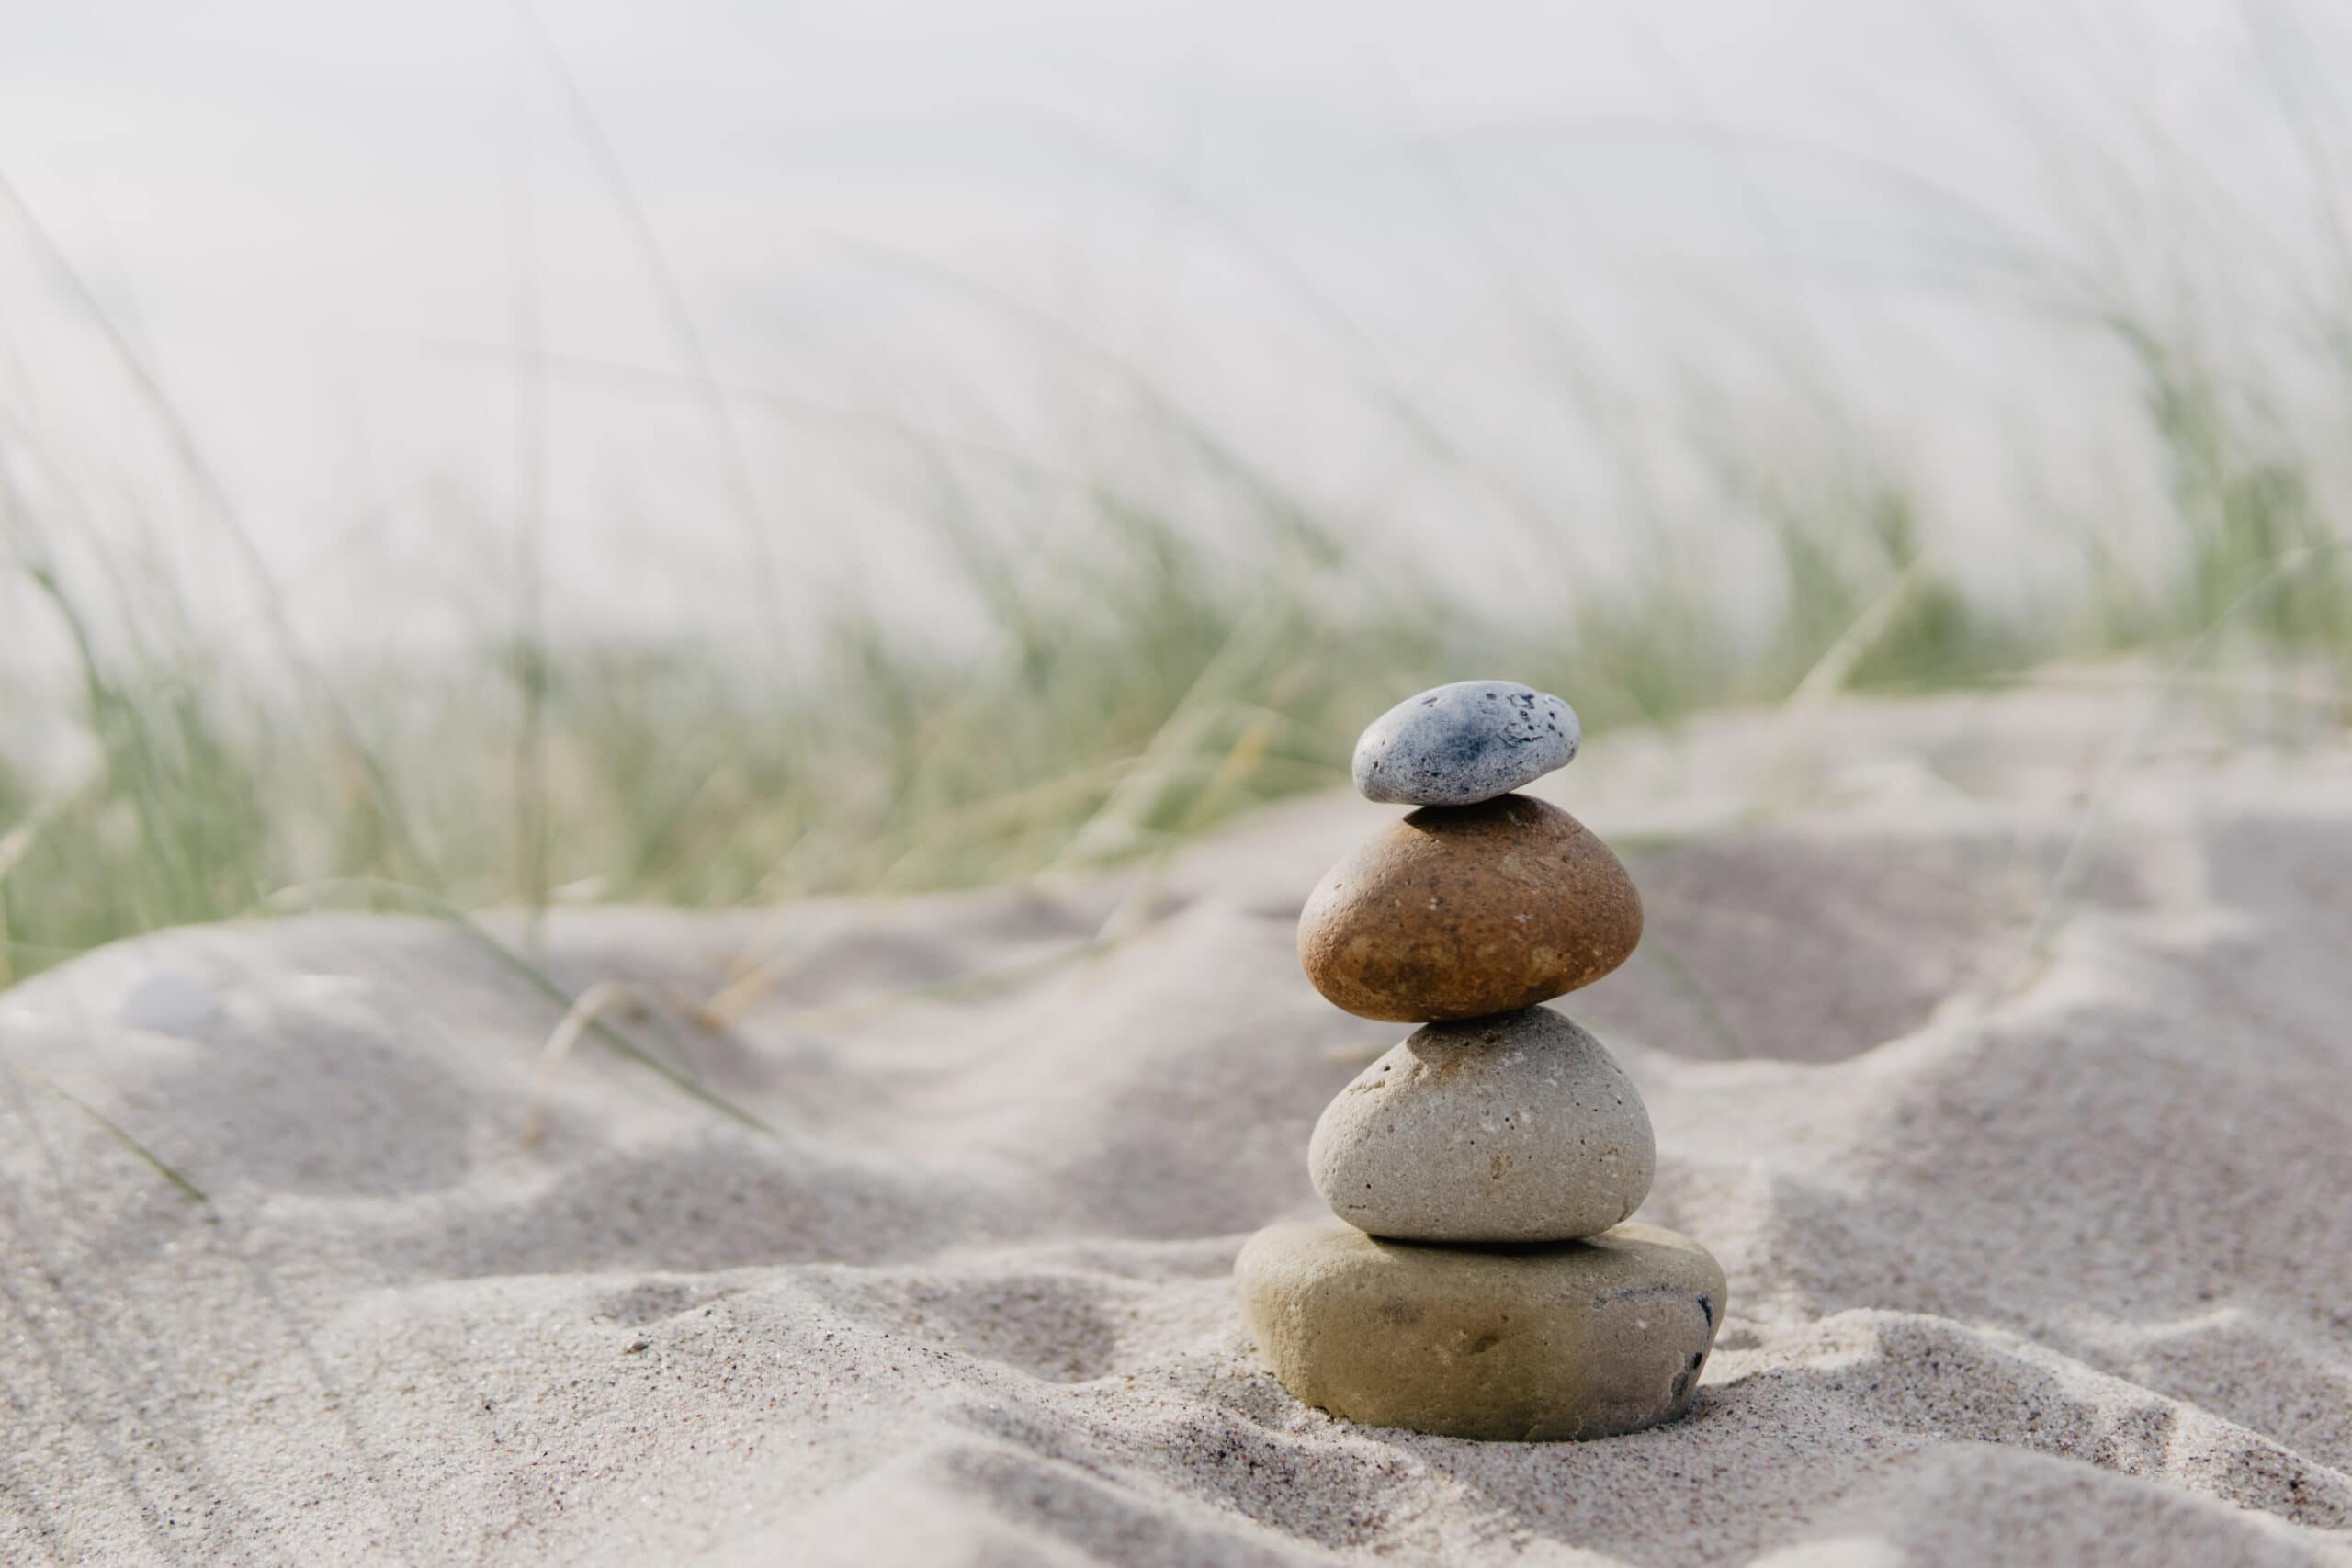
[6,682,2350,1564]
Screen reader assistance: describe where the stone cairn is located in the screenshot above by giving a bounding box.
[1236,680,1726,1441]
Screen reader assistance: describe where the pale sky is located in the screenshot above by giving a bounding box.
[3,1,2345,656]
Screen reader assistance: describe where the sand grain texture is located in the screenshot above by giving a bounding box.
[5,683,2350,1565]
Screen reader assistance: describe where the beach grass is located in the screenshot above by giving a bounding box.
[5,130,2351,992]
[3,400,2342,997]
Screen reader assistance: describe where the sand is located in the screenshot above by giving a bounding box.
[5,678,2350,1565]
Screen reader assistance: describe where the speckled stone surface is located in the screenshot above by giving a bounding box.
[1235,1215,1726,1441]
[1351,681,1580,807]
[1297,794,1643,1022]
[1309,1008,1654,1243]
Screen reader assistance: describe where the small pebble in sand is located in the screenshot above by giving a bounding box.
[1236,1215,1725,1441]
[1351,681,1579,807]
[1308,1007,1654,1243]
[1296,793,1642,1022]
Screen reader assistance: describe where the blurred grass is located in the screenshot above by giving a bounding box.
[3,372,2342,994]
[5,132,2352,990]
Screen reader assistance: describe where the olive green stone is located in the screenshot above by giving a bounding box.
[1235,1215,1725,1441]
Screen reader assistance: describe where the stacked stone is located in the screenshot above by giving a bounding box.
[1236,681,1727,1442]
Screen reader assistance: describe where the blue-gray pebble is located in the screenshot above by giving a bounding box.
[1351,681,1580,807]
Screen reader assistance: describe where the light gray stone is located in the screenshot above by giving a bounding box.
[1351,681,1579,807]
[1235,1215,1726,1440]
[1309,1007,1653,1242]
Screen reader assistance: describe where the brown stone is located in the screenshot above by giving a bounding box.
[1296,795,1642,1022]
[1235,1215,1726,1440]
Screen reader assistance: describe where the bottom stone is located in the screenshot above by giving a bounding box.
[1235,1215,1726,1441]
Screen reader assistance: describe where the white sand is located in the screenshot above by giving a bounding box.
[6,679,2350,1565]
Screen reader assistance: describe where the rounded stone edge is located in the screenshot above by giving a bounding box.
[1295,796,1645,1024]
[1306,1008,1657,1244]
[1350,681,1582,807]
[1235,1216,1728,1442]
